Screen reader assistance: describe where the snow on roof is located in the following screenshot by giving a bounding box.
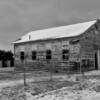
[13,20,97,44]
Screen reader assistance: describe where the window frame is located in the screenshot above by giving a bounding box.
[32,51,37,60]
[20,51,25,60]
[62,49,69,60]
[46,50,52,60]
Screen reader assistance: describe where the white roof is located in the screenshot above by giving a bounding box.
[13,20,97,44]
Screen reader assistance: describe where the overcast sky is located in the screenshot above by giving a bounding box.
[0,0,100,51]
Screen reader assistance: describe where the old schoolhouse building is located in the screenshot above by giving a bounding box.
[13,19,100,72]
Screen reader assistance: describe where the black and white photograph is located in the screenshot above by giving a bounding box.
[0,0,100,100]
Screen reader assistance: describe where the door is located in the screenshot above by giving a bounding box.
[95,51,98,70]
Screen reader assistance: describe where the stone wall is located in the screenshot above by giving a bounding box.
[14,37,81,72]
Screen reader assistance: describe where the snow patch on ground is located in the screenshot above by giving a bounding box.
[1,70,100,100]
[26,87,100,100]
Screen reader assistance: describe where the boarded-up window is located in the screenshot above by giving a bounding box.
[32,51,36,60]
[62,49,69,60]
[46,50,52,59]
[20,51,24,60]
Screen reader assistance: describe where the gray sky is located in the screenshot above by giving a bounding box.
[0,0,100,51]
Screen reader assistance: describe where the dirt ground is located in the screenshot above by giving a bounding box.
[0,69,100,100]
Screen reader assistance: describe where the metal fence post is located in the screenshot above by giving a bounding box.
[21,60,26,86]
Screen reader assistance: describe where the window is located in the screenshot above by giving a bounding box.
[62,49,69,60]
[46,50,52,59]
[32,51,36,60]
[20,51,24,60]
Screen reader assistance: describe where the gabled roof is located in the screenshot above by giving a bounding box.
[13,20,97,44]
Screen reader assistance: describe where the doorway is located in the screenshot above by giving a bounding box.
[95,51,98,70]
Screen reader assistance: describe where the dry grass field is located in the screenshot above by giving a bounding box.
[0,68,100,100]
